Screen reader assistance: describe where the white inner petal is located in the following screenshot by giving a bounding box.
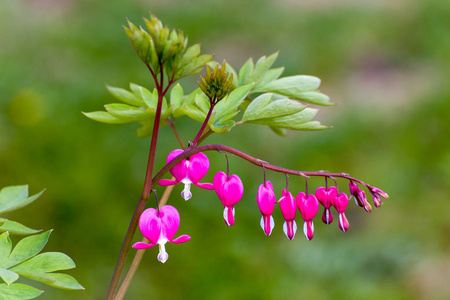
[260,216,265,232]
[181,183,192,201]
[283,221,288,237]
[303,221,308,239]
[269,215,275,235]
[157,243,168,263]
[223,207,230,226]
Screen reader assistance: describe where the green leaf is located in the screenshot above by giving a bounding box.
[177,54,213,79]
[210,120,235,133]
[238,58,254,86]
[0,219,41,236]
[243,98,306,122]
[194,94,210,114]
[255,67,284,89]
[178,44,201,69]
[15,272,84,290]
[6,231,52,268]
[270,126,287,136]
[251,52,279,83]
[11,252,75,274]
[0,268,19,285]
[169,84,183,110]
[104,103,153,121]
[292,91,333,106]
[138,87,158,110]
[82,111,131,124]
[0,186,44,214]
[181,105,206,123]
[248,108,329,130]
[213,84,253,120]
[0,283,43,299]
[106,84,145,107]
[136,119,154,138]
[0,232,12,268]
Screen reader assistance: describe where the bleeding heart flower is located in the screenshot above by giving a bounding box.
[257,181,276,236]
[297,192,319,241]
[159,149,214,200]
[331,192,350,232]
[133,205,191,263]
[213,171,244,226]
[315,186,337,225]
[278,189,297,240]
[349,181,372,213]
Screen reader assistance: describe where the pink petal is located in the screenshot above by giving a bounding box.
[194,182,214,190]
[283,220,297,240]
[186,152,210,184]
[215,173,244,206]
[321,208,333,225]
[257,181,276,215]
[279,190,297,221]
[132,241,156,249]
[338,212,349,232]
[315,186,337,208]
[139,208,162,243]
[298,193,319,221]
[213,171,228,201]
[332,193,349,213]
[171,234,191,244]
[166,149,188,182]
[159,205,181,241]
[158,179,179,186]
[260,215,275,236]
[223,206,235,226]
[303,221,314,241]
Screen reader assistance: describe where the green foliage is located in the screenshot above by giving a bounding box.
[198,62,234,102]
[0,186,83,299]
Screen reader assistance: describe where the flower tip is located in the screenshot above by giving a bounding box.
[158,252,169,263]
[181,183,192,200]
[303,221,314,241]
[283,220,297,240]
[223,206,235,226]
[322,208,333,225]
[260,215,275,236]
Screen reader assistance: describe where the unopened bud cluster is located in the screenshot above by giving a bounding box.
[199,63,234,103]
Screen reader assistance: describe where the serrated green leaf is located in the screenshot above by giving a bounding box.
[0,219,41,236]
[11,252,75,274]
[0,186,44,214]
[82,111,132,124]
[0,232,12,268]
[105,103,153,121]
[6,231,52,269]
[0,283,43,299]
[106,85,145,107]
[242,98,306,122]
[292,91,333,106]
[238,58,254,86]
[270,126,287,136]
[169,84,183,110]
[182,105,207,123]
[252,52,279,83]
[255,75,321,97]
[255,67,285,89]
[210,120,235,133]
[16,272,84,290]
[0,268,19,285]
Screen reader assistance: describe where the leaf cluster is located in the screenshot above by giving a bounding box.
[0,186,84,299]
[198,63,234,102]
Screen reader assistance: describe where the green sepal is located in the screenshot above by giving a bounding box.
[0,219,41,236]
[82,111,131,124]
[104,103,153,121]
[0,268,19,285]
[0,283,43,299]
[5,231,52,269]
[106,84,145,107]
[0,186,44,215]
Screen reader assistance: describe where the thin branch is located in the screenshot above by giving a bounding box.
[166,119,186,149]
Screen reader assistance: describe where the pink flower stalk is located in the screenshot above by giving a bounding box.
[278,189,297,240]
[331,193,350,232]
[349,181,372,213]
[213,171,244,226]
[257,181,276,236]
[315,186,337,225]
[159,149,214,200]
[297,192,319,241]
[133,205,191,263]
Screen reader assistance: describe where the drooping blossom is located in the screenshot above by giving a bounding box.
[278,189,297,240]
[213,171,244,226]
[349,181,372,213]
[331,192,350,232]
[133,205,191,263]
[368,186,389,208]
[159,149,214,200]
[257,181,276,236]
[315,186,337,225]
[297,192,319,240]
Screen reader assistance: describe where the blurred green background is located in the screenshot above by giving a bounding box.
[1,0,450,299]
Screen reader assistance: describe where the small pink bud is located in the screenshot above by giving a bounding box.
[349,182,372,212]
[370,186,389,199]
[279,189,297,240]
[257,181,276,236]
[214,171,244,226]
[297,192,319,241]
[315,186,337,225]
